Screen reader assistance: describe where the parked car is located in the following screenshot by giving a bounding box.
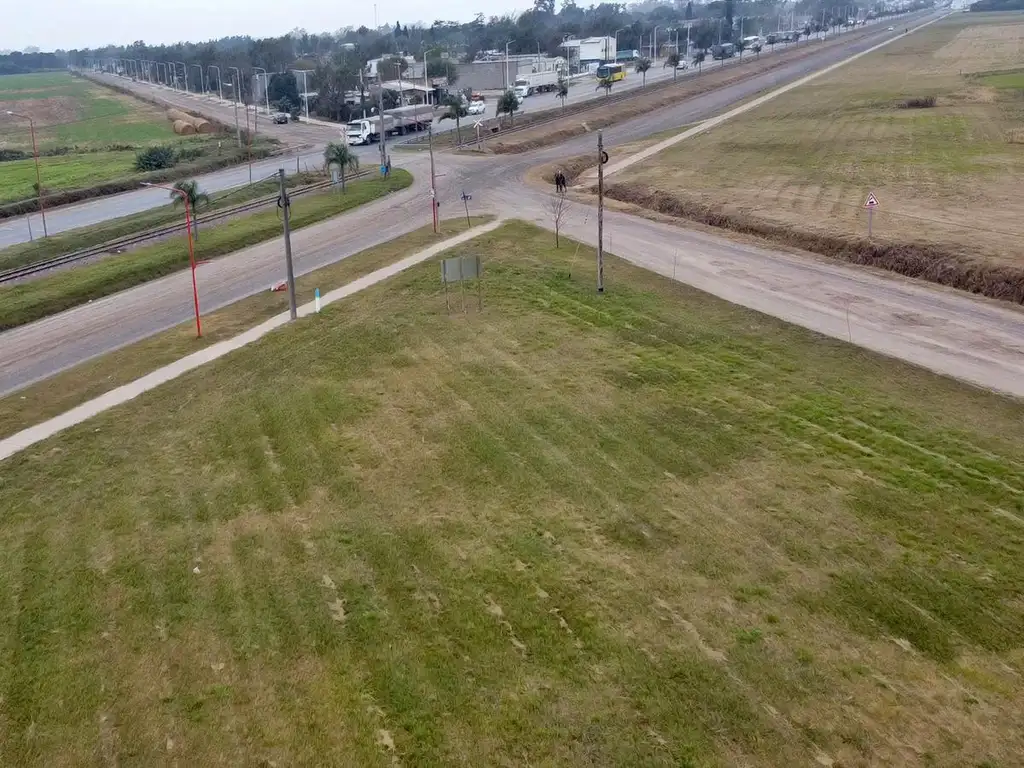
[674,59,690,70]
[468,100,486,115]
[273,112,289,124]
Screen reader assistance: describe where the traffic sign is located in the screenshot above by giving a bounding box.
[863,192,879,209]
[600,150,609,164]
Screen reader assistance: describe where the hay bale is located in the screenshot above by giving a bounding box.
[172,120,196,135]
[192,119,215,134]
[167,108,192,123]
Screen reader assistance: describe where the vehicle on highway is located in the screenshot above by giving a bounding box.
[595,62,626,83]
[887,25,895,30]
[674,58,691,70]
[711,43,736,60]
[468,100,486,115]
[615,49,640,63]
[513,71,561,99]
[742,35,764,52]
[272,112,289,124]
[346,115,393,145]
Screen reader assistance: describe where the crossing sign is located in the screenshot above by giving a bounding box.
[863,192,879,209]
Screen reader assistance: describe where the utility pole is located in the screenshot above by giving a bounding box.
[597,130,605,294]
[278,169,297,320]
[428,124,439,233]
[378,85,388,174]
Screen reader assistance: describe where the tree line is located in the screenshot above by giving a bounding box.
[21,1,931,123]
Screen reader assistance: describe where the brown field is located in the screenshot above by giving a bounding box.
[600,13,1024,285]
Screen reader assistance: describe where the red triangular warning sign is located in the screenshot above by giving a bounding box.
[864,193,879,209]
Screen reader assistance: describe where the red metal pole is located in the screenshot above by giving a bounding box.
[28,117,48,237]
[182,194,202,338]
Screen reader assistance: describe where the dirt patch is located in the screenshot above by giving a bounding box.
[932,20,1024,74]
[0,96,80,132]
[602,181,1024,305]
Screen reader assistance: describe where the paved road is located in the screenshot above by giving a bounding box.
[11,10,1011,403]
[0,17,906,249]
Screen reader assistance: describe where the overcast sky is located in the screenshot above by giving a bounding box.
[3,0,527,52]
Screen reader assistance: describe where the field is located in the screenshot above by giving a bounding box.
[605,13,1024,275]
[1,221,1022,766]
[0,169,413,330]
[0,72,253,205]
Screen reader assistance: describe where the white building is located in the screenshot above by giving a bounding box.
[562,37,617,68]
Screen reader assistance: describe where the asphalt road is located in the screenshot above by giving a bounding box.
[0,18,900,249]
[10,10,1012,403]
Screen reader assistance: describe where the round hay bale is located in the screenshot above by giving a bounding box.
[192,119,215,134]
[173,120,196,135]
[167,108,192,123]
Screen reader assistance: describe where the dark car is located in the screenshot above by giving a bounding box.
[272,112,289,124]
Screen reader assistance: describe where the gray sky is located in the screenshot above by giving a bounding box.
[3,0,525,52]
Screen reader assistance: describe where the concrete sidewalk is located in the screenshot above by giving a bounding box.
[0,219,503,464]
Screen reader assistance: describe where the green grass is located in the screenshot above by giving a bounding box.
[1,221,1022,766]
[0,169,413,330]
[977,68,1024,90]
[0,72,264,203]
[0,215,494,439]
[0,171,326,273]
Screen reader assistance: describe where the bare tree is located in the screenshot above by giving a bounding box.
[548,190,570,248]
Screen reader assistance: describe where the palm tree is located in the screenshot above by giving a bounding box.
[734,39,747,60]
[555,77,570,110]
[440,95,468,146]
[323,142,359,192]
[665,52,681,80]
[635,56,652,87]
[170,180,209,239]
[497,89,520,126]
[596,79,613,97]
[693,50,706,73]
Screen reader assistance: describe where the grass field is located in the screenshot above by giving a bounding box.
[608,13,1024,268]
[0,72,255,204]
[0,215,494,439]
[1,221,1022,766]
[0,171,326,273]
[0,169,413,330]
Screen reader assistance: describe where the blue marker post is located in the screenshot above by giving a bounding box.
[314,288,321,313]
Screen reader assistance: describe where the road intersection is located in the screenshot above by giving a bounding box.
[3,11,1021,403]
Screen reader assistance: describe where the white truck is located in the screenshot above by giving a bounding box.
[513,71,561,99]
[386,104,436,134]
[346,115,394,145]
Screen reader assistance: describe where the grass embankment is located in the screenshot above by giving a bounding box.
[603,13,1024,303]
[0,215,493,439]
[481,21,902,155]
[1,221,1021,767]
[0,171,326,273]
[0,169,413,330]
[0,71,273,213]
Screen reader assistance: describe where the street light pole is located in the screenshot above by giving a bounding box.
[291,70,312,121]
[252,67,270,114]
[505,39,515,90]
[6,110,48,237]
[208,65,222,100]
[228,67,242,146]
[176,62,189,92]
[140,182,202,338]
[193,64,206,96]
[166,61,176,89]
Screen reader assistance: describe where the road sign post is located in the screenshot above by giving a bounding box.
[597,131,609,294]
[864,192,879,238]
[461,190,472,227]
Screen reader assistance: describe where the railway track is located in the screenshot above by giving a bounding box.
[0,171,370,285]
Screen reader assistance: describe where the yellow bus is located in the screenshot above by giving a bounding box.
[595,62,626,83]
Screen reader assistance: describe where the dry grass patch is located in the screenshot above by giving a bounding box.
[1,221,1022,766]
[602,14,1024,297]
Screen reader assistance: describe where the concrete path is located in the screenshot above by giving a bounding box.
[0,219,502,463]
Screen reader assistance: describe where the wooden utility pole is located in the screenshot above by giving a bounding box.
[278,169,297,320]
[597,130,605,293]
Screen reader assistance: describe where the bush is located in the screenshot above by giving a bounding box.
[134,145,178,171]
[175,146,207,162]
[901,96,936,109]
[0,149,28,162]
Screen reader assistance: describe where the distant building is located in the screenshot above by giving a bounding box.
[561,37,617,69]
[455,55,565,92]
